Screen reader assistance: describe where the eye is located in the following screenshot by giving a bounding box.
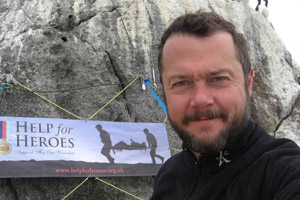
[212,77,227,82]
[173,81,190,87]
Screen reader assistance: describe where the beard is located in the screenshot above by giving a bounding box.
[169,97,250,156]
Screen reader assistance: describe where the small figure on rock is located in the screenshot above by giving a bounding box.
[255,0,269,18]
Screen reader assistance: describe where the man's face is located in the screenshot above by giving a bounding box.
[161,32,253,155]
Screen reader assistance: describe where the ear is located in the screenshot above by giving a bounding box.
[247,67,254,96]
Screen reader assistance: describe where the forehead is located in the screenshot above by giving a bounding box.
[161,32,243,80]
[162,32,237,63]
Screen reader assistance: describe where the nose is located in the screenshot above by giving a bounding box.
[190,82,214,109]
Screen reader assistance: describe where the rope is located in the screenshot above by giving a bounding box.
[61,177,89,200]
[143,78,168,115]
[61,175,144,200]
[88,76,140,120]
[0,80,13,89]
[8,0,171,196]
[10,78,177,200]
[164,115,168,124]
[17,82,83,120]
[169,148,182,152]
[95,177,144,200]
[0,80,7,94]
[15,76,139,121]
[11,82,120,93]
[120,74,168,123]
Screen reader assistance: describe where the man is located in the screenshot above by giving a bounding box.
[96,124,115,164]
[150,11,300,200]
[255,0,268,11]
[143,128,164,164]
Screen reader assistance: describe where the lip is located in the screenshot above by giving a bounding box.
[189,117,218,126]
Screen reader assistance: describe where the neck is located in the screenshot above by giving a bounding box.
[192,151,200,160]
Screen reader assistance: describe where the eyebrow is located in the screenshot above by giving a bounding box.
[166,68,235,85]
[167,74,189,85]
[209,69,234,77]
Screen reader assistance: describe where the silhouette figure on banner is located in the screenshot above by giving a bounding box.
[113,139,147,151]
[96,124,115,164]
[143,128,164,164]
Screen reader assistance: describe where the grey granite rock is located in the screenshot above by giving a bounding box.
[0,0,299,199]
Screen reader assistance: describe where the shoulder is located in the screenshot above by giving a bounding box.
[151,151,199,199]
[260,136,300,163]
[270,144,300,198]
[264,138,300,173]
[154,150,199,184]
[252,129,300,168]
[156,151,186,174]
[148,133,156,138]
[257,138,300,198]
[251,123,300,162]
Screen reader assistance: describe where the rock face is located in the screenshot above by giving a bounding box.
[0,0,299,199]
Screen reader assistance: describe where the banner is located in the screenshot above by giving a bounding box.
[0,116,171,178]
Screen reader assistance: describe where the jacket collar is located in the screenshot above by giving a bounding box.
[182,120,260,175]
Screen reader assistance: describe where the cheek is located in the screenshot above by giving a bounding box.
[165,94,189,118]
[215,89,246,113]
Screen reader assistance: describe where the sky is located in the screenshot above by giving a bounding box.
[249,0,300,65]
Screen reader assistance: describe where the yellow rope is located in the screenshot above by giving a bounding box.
[164,115,168,123]
[60,175,144,200]
[88,76,140,120]
[61,177,89,200]
[95,177,144,200]
[15,76,139,121]
[15,77,173,200]
[0,81,13,88]
[120,74,168,125]
[169,148,182,152]
[17,82,83,120]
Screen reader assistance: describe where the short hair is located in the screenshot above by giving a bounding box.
[143,128,149,133]
[158,11,251,87]
[96,124,102,129]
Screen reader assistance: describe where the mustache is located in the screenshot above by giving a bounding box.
[182,109,228,126]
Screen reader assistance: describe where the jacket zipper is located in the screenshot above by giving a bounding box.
[186,157,208,199]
